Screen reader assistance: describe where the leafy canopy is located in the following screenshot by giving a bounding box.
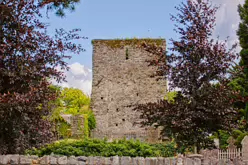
[0,0,83,154]
[136,0,239,150]
[60,87,96,131]
[229,0,248,130]
[50,87,96,135]
[60,87,90,115]
[38,0,81,17]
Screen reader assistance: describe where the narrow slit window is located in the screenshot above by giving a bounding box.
[126,48,129,60]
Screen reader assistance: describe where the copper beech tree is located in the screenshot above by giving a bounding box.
[135,0,239,150]
[0,1,84,153]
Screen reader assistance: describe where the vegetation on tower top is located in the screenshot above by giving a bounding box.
[92,38,166,49]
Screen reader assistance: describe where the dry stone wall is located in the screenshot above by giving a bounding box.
[0,155,245,165]
[91,39,167,141]
[60,115,84,138]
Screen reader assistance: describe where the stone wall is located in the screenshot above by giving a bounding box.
[91,39,167,141]
[60,114,85,138]
[0,155,245,165]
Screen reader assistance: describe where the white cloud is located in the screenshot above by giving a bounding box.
[167,0,245,91]
[52,1,245,95]
[213,0,244,52]
[69,62,92,77]
[52,62,92,97]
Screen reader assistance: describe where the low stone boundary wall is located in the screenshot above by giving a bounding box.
[0,155,245,165]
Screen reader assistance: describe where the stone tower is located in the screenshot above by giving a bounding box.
[91,38,167,141]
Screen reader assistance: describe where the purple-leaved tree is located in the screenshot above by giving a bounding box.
[0,0,84,154]
[135,0,239,151]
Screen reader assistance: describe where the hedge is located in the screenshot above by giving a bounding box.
[26,139,180,157]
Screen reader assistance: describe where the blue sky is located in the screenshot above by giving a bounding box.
[45,0,186,68]
[48,0,244,95]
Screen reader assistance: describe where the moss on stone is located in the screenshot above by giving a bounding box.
[92,38,165,49]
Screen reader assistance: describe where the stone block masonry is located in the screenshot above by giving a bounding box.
[91,38,167,141]
[0,155,244,165]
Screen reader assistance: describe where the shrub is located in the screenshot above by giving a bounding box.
[26,139,180,157]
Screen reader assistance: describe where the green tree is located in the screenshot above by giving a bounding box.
[230,0,248,130]
[50,87,96,138]
[47,85,71,139]
[60,87,90,115]
[38,0,81,17]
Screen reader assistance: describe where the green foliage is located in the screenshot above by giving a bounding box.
[58,121,72,138]
[49,87,96,138]
[219,131,230,149]
[48,86,64,121]
[231,0,248,130]
[91,38,165,49]
[83,114,89,138]
[212,129,248,149]
[245,103,248,124]
[232,129,243,139]
[80,107,96,131]
[164,91,177,104]
[228,75,248,112]
[39,0,81,17]
[235,132,248,148]
[26,139,180,157]
[61,87,91,115]
[59,88,96,132]
[211,130,230,149]
[231,129,248,148]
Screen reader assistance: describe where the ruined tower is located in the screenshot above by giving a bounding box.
[91,38,167,141]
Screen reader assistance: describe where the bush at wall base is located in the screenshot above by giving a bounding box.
[25,139,182,157]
